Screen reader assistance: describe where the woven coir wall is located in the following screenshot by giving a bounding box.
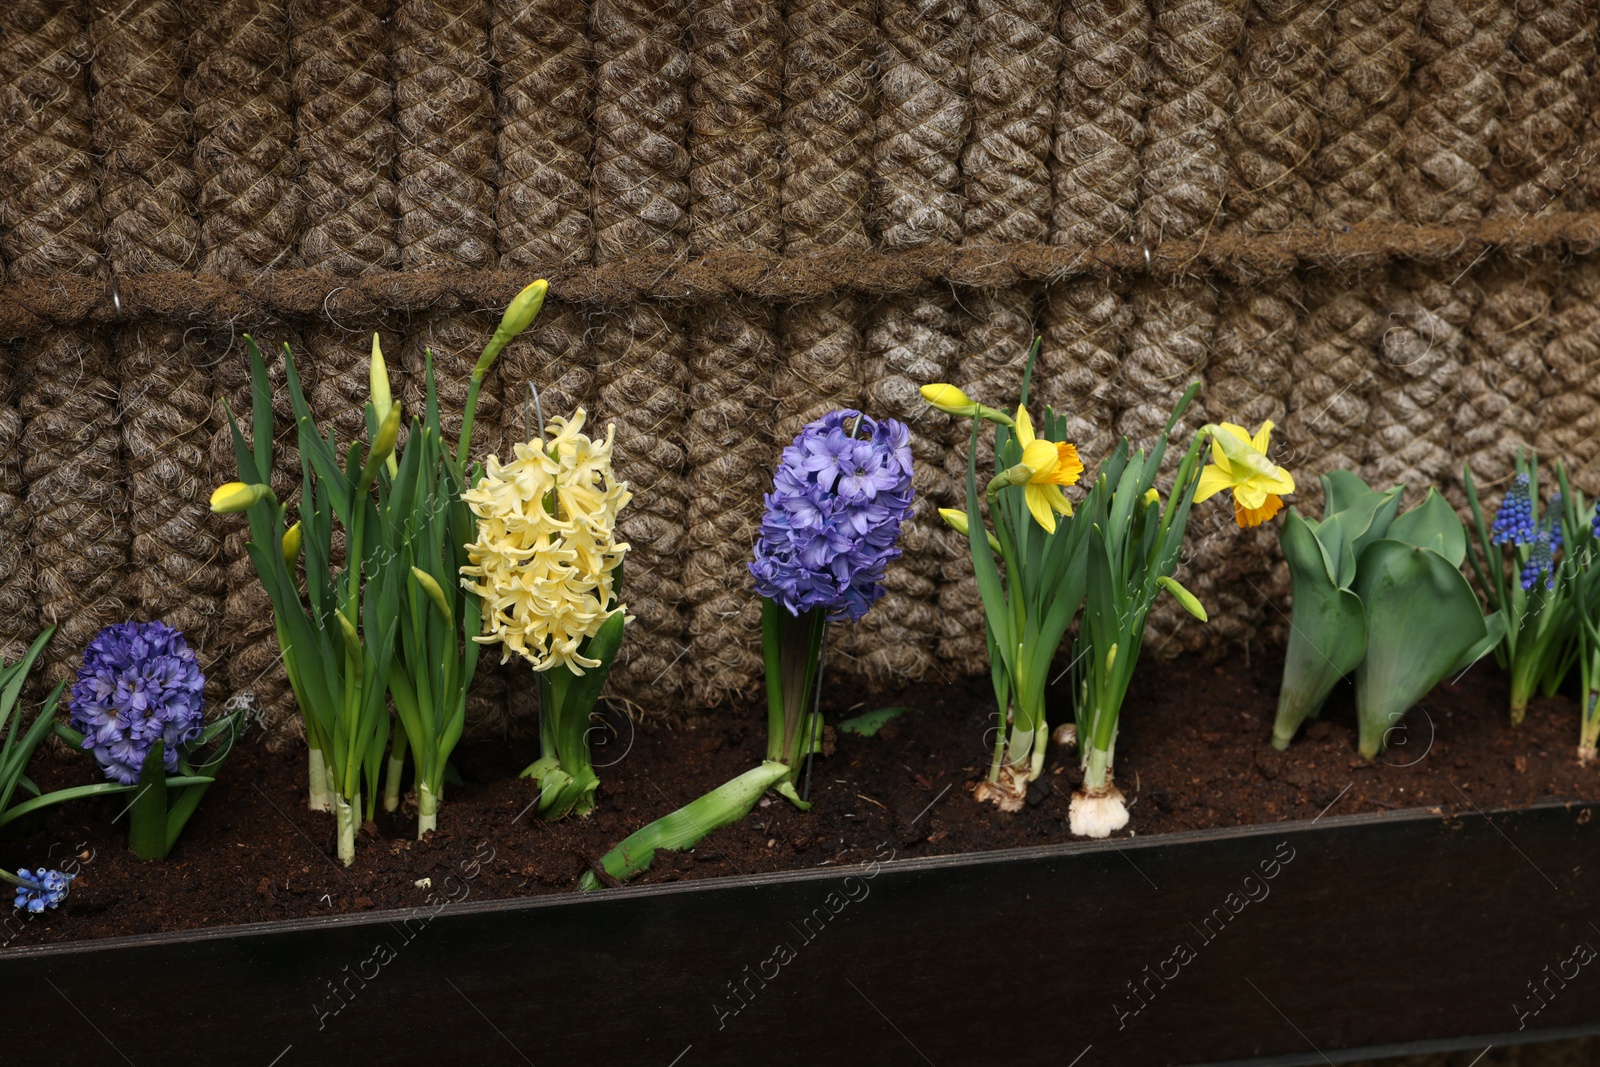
[3,0,1600,732]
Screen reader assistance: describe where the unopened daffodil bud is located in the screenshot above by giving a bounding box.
[986,462,1036,498]
[1144,488,1160,506]
[919,383,1015,426]
[337,612,363,660]
[281,521,302,568]
[938,508,1003,555]
[476,279,549,377]
[210,481,273,514]
[1157,576,1208,621]
[410,566,454,628]
[369,336,398,477]
[359,400,403,488]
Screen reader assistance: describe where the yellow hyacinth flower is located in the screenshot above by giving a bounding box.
[1013,405,1084,534]
[459,408,631,675]
[1195,420,1296,528]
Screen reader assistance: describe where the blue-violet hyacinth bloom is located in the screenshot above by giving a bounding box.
[69,621,206,785]
[1491,473,1535,545]
[13,868,72,914]
[1547,495,1564,552]
[750,410,915,621]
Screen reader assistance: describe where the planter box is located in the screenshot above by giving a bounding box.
[1,800,1596,1065]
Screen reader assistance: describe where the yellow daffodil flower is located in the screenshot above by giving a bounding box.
[459,408,631,674]
[1013,405,1084,534]
[1194,420,1295,528]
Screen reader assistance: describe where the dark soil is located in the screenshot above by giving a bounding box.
[3,649,1594,949]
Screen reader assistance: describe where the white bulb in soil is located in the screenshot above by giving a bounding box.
[1069,784,1129,838]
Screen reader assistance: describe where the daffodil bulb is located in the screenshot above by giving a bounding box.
[459,408,632,674]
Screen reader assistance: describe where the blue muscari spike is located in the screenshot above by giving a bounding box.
[1520,523,1555,591]
[1547,494,1564,553]
[11,868,72,914]
[1491,473,1535,545]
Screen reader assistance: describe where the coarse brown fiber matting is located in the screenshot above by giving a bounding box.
[2,0,1598,736]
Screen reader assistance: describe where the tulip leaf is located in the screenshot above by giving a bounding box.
[1273,511,1367,749]
[1353,539,1489,758]
[1387,488,1467,567]
[837,706,912,736]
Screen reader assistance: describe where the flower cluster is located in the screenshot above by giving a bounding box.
[1521,503,1564,592]
[460,409,631,674]
[12,868,72,913]
[69,622,205,785]
[750,410,915,621]
[1491,473,1535,545]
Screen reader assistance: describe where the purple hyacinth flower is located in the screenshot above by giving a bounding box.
[69,621,206,786]
[750,410,915,621]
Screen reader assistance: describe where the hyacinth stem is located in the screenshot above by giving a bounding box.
[417,781,438,838]
[335,792,358,867]
[762,599,826,805]
[1083,744,1113,793]
[307,747,332,813]
[383,736,406,814]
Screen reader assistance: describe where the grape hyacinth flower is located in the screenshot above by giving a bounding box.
[1521,522,1557,592]
[69,622,206,785]
[11,868,72,914]
[1491,473,1535,545]
[1548,494,1564,553]
[750,409,915,621]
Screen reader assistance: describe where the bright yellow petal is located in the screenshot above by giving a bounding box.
[1014,404,1036,447]
[1250,419,1275,453]
[1257,467,1296,495]
[1208,434,1233,473]
[1194,464,1235,503]
[1220,422,1253,446]
[1234,482,1270,510]
[1024,485,1058,533]
[1020,438,1059,476]
[1041,483,1073,517]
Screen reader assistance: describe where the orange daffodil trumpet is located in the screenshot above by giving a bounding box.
[1195,420,1296,528]
[1010,405,1085,534]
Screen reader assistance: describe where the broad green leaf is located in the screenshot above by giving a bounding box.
[1354,539,1489,758]
[1274,511,1367,748]
[1388,488,1466,567]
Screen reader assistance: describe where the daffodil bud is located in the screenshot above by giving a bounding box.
[1157,576,1208,621]
[919,383,1014,426]
[1144,487,1160,506]
[369,334,392,422]
[369,335,399,476]
[337,612,363,660]
[938,508,1003,555]
[210,481,273,514]
[359,400,403,487]
[282,521,302,568]
[922,383,978,416]
[986,463,1035,498]
[410,566,454,628]
[476,279,550,376]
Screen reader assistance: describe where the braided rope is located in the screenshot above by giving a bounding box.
[592,0,692,697]
[683,0,782,704]
[856,0,971,686]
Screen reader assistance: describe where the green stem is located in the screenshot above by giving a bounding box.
[383,735,406,813]
[307,747,332,813]
[335,792,359,866]
[1084,745,1112,793]
[418,781,438,837]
